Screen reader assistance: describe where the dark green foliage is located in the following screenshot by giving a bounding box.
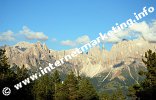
[64,71,79,100]
[78,78,99,100]
[128,84,140,100]
[0,49,33,100]
[32,74,53,100]
[0,49,14,80]
[99,89,125,100]
[52,70,61,84]
[16,65,29,80]
[99,92,111,100]
[111,89,126,100]
[51,71,100,100]
[53,83,68,100]
[128,49,156,100]
[142,49,156,88]
[32,70,62,100]
[52,70,68,100]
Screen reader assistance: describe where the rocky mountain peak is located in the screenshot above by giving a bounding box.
[14,41,33,51]
[2,39,156,79]
[43,43,49,51]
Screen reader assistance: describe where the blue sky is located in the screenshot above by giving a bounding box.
[0,0,156,50]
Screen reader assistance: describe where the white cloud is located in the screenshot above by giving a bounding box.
[104,20,156,43]
[130,21,149,33]
[106,30,130,43]
[61,35,90,46]
[0,30,15,41]
[20,26,48,41]
[129,21,156,42]
[76,35,90,44]
[61,40,76,46]
[106,36,121,43]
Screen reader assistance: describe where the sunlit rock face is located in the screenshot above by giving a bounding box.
[3,38,156,81]
[4,41,55,69]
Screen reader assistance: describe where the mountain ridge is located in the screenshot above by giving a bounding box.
[1,39,156,85]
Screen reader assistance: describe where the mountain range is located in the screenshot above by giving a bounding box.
[1,38,156,91]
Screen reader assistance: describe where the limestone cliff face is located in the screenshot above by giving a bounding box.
[50,38,156,79]
[4,41,55,69]
[3,38,156,81]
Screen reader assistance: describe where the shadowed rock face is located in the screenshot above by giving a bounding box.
[2,38,156,82]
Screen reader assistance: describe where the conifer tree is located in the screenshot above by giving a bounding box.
[0,49,14,79]
[32,74,52,100]
[0,49,33,100]
[128,49,156,100]
[52,70,67,100]
[78,78,99,100]
[64,71,79,100]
